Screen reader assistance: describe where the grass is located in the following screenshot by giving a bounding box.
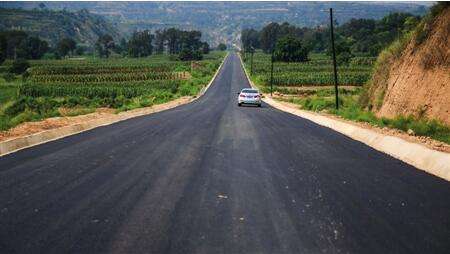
[0,51,226,131]
[360,3,449,109]
[279,90,450,144]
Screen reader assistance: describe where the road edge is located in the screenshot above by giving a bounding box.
[0,53,229,157]
[238,53,450,181]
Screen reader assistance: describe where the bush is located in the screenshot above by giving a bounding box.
[179,48,203,61]
[217,43,227,51]
[9,59,30,74]
[2,72,16,82]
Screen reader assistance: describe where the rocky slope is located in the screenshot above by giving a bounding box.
[0,8,120,46]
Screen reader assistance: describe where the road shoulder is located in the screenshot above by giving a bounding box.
[0,53,228,156]
[238,54,450,181]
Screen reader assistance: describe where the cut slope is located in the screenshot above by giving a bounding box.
[366,5,449,125]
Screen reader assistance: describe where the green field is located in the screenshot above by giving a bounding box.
[0,52,225,131]
[242,52,449,144]
[243,52,374,90]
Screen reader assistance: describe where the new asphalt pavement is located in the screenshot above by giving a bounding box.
[0,53,449,254]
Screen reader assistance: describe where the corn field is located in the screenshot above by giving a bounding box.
[245,52,374,87]
[19,53,224,99]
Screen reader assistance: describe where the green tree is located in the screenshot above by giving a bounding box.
[75,46,86,56]
[18,36,49,59]
[274,36,309,62]
[57,37,76,57]
[154,30,165,54]
[128,31,153,57]
[9,59,30,74]
[201,42,210,54]
[241,28,260,51]
[217,43,227,51]
[179,47,202,61]
[0,50,4,65]
[0,31,28,59]
[95,34,115,58]
[260,22,280,53]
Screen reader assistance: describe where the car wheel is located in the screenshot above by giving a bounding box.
[238,103,242,106]
[258,104,262,107]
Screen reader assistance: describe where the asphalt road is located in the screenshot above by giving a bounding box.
[1,53,449,254]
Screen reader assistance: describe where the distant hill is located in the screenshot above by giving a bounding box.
[0,8,120,46]
[0,2,430,46]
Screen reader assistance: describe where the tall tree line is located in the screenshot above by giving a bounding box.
[241,12,420,61]
[0,27,212,64]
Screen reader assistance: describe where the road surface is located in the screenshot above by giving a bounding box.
[1,53,449,254]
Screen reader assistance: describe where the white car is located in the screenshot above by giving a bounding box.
[237,88,262,107]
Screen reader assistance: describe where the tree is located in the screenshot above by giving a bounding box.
[273,36,309,62]
[260,22,280,53]
[75,46,86,56]
[128,30,153,57]
[327,36,353,65]
[0,31,27,59]
[201,42,210,54]
[57,38,76,57]
[95,34,115,58]
[217,43,227,51]
[165,28,180,54]
[18,36,49,59]
[0,50,4,65]
[0,36,6,65]
[178,47,202,61]
[241,28,260,51]
[9,59,30,74]
[112,38,128,55]
[154,30,165,54]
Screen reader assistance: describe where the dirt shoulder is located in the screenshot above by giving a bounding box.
[273,99,450,153]
[0,96,193,143]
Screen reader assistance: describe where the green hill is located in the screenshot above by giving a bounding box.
[0,2,430,46]
[0,8,120,46]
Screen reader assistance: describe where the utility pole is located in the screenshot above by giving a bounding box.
[270,49,274,97]
[330,8,339,110]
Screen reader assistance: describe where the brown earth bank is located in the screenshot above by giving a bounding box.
[376,7,450,124]
[0,96,192,143]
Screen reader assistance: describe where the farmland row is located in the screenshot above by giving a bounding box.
[244,52,374,87]
[30,72,188,83]
[20,80,182,98]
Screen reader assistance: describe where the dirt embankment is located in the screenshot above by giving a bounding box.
[372,7,450,125]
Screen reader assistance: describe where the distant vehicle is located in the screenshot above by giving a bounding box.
[237,88,262,107]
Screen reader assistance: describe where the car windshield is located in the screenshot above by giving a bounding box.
[242,89,258,94]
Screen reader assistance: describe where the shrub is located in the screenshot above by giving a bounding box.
[2,72,16,82]
[9,59,30,74]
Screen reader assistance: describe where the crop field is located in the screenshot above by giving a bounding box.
[0,52,225,130]
[243,53,374,89]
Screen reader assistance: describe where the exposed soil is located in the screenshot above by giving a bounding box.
[0,96,192,143]
[275,99,450,153]
[377,8,450,125]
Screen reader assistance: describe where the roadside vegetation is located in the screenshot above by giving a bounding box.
[242,4,450,144]
[0,13,228,132]
[359,2,449,110]
[277,90,450,144]
[0,25,225,131]
[0,52,224,131]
